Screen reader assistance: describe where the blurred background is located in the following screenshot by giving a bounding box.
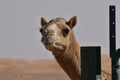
[0,0,119,59]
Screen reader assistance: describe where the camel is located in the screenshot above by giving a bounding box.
[40,16,80,80]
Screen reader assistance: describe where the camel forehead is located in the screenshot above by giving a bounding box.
[47,24,59,30]
[46,17,68,29]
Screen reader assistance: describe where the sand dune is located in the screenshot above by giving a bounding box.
[0,54,111,80]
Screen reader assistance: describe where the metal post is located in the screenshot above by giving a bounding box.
[109,5,118,80]
[109,5,116,58]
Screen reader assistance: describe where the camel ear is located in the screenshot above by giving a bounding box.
[41,17,48,26]
[67,16,77,29]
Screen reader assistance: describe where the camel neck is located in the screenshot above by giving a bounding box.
[54,33,80,80]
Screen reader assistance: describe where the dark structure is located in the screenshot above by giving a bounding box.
[81,46,101,80]
[109,5,117,80]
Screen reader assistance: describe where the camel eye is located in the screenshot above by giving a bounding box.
[63,28,69,34]
[62,28,70,37]
[40,28,43,33]
[40,28,44,35]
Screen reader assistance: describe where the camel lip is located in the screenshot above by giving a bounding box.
[44,42,52,45]
[55,43,63,46]
[41,37,54,46]
[43,42,53,46]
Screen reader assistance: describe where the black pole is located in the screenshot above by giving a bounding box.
[109,5,118,80]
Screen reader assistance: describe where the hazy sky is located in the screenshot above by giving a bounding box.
[0,0,119,59]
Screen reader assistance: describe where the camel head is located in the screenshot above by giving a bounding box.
[40,16,77,53]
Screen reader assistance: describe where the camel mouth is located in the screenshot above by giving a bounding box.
[42,41,54,47]
[55,42,64,47]
[44,42,53,46]
[41,36,55,45]
[43,42,65,52]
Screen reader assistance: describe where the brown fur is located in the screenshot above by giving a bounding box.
[40,16,80,80]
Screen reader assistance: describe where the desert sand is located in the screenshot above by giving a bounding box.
[0,54,111,80]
